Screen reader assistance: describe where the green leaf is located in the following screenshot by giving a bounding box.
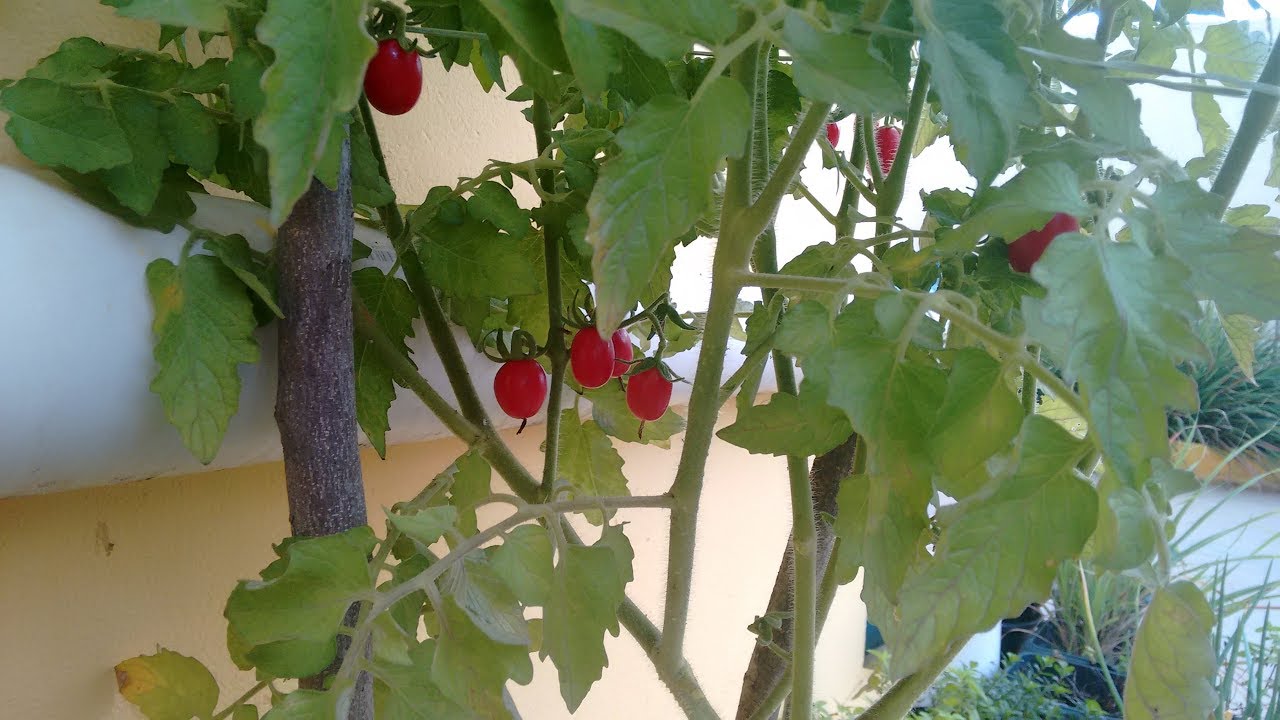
[917,0,1035,185]
[586,384,684,447]
[775,301,833,358]
[780,10,906,116]
[255,0,374,225]
[1025,234,1202,487]
[609,33,678,104]
[386,506,457,548]
[490,524,554,607]
[353,267,419,457]
[557,410,629,522]
[927,349,1023,499]
[887,416,1096,677]
[224,527,377,661]
[811,300,945,612]
[1124,581,1218,720]
[1200,21,1268,81]
[432,598,533,717]
[373,642,474,720]
[946,162,1090,250]
[25,37,120,83]
[202,233,282,318]
[1221,313,1259,382]
[260,690,336,720]
[445,451,493,536]
[227,44,270,122]
[114,649,218,720]
[102,0,229,33]
[0,78,131,172]
[476,0,570,71]
[542,525,633,711]
[467,182,531,237]
[1145,182,1280,320]
[718,390,852,457]
[147,254,260,464]
[564,0,734,60]
[1076,79,1152,151]
[418,216,542,299]
[159,95,218,176]
[1191,91,1230,159]
[587,76,748,329]
[1089,471,1159,571]
[350,112,395,208]
[231,705,259,720]
[101,92,169,215]
[551,0,619,96]
[445,557,530,646]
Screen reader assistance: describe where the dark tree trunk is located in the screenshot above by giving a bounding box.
[274,139,372,717]
[735,435,859,720]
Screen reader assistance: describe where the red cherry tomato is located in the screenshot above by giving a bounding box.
[494,359,547,420]
[570,326,615,389]
[610,329,633,378]
[1008,212,1080,274]
[826,122,840,148]
[626,366,673,422]
[364,39,423,115]
[874,126,900,176]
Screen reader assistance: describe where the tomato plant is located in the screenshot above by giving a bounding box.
[5,1,1279,719]
[570,326,614,389]
[494,358,548,423]
[626,365,674,422]
[610,329,634,378]
[1008,212,1081,274]
[363,38,422,116]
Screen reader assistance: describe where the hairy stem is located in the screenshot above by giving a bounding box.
[856,642,966,720]
[741,102,835,238]
[532,95,568,498]
[1210,37,1280,213]
[1077,561,1125,710]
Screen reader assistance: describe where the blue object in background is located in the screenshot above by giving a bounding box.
[865,621,884,651]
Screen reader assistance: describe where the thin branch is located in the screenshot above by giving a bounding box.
[794,182,839,226]
[741,102,835,239]
[532,96,568,498]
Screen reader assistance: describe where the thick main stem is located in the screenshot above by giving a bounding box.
[1210,37,1280,213]
[273,140,371,719]
[532,95,568,498]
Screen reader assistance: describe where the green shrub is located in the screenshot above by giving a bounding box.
[1170,317,1280,459]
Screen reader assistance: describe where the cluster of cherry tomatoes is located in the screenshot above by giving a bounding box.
[492,326,674,431]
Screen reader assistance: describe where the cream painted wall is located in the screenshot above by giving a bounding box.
[0,406,870,720]
[0,6,867,718]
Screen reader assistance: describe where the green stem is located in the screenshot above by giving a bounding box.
[1022,346,1040,416]
[1210,37,1280,214]
[862,115,885,195]
[856,641,966,720]
[357,97,492,427]
[795,182,839,226]
[1077,561,1125,711]
[741,102,835,238]
[784,450,817,720]
[879,64,931,218]
[661,54,779,669]
[532,95,568,498]
[210,680,269,720]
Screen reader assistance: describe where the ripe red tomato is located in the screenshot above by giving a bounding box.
[494,359,547,421]
[826,122,840,148]
[610,329,633,378]
[364,39,422,115]
[1008,212,1080,273]
[626,366,673,422]
[874,126,900,176]
[570,326,615,389]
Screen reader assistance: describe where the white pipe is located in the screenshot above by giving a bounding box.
[0,168,757,498]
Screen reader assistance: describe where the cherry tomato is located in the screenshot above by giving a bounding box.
[494,359,547,421]
[1008,212,1080,274]
[874,126,901,177]
[570,326,615,389]
[826,122,840,148]
[364,39,422,115]
[610,329,633,378]
[626,366,673,422]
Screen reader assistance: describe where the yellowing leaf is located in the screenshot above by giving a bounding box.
[1125,582,1218,720]
[115,649,218,720]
